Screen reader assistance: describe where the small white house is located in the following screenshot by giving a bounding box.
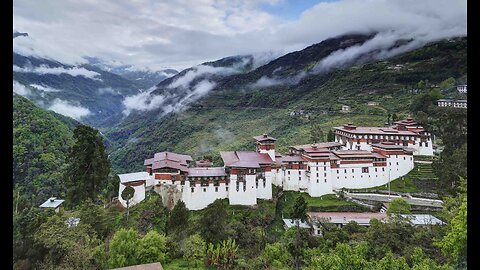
[367,101,379,106]
[341,105,351,113]
[39,197,64,213]
[457,85,467,93]
[118,172,151,208]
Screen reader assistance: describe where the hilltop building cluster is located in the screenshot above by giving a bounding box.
[118,118,433,210]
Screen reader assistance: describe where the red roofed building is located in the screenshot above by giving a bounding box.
[118,132,416,210]
[334,118,433,156]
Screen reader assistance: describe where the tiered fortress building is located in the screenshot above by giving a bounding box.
[118,119,431,210]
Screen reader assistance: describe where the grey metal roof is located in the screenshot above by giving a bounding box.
[39,197,64,208]
[400,214,445,225]
[118,171,151,183]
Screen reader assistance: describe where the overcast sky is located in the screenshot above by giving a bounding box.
[13,0,466,71]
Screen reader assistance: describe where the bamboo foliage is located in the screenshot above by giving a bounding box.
[206,238,238,269]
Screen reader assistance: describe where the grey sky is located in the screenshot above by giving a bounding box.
[13,0,466,71]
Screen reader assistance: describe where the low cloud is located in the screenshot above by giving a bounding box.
[312,31,424,73]
[97,87,118,95]
[165,79,217,114]
[122,86,166,115]
[48,99,91,120]
[13,64,101,80]
[167,60,247,89]
[29,83,62,92]
[248,70,307,89]
[13,80,32,96]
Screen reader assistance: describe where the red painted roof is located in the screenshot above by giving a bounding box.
[151,160,189,172]
[144,151,192,166]
[221,151,274,168]
[291,142,343,151]
[334,126,417,136]
[279,155,306,162]
[253,134,277,142]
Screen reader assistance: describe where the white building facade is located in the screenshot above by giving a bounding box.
[118,122,422,210]
[334,118,434,156]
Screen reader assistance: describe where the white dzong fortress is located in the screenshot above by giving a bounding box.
[118,118,433,210]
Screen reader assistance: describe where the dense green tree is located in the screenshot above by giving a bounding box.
[76,199,111,239]
[439,77,456,90]
[261,242,294,269]
[108,228,140,268]
[138,230,168,264]
[392,113,399,122]
[433,143,467,192]
[387,198,412,216]
[121,186,135,224]
[181,234,206,267]
[64,125,110,206]
[33,214,100,268]
[167,200,189,235]
[435,179,467,268]
[310,124,324,143]
[199,200,227,244]
[327,129,336,142]
[292,196,308,223]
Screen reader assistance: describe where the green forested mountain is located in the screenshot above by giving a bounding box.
[13,52,145,128]
[106,36,467,173]
[13,94,79,204]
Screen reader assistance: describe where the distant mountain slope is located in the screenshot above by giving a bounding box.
[85,56,179,89]
[13,52,144,128]
[13,94,79,203]
[105,35,466,173]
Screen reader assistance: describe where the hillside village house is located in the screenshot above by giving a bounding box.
[457,84,467,93]
[307,212,444,236]
[341,105,351,113]
[118,118,424,210]
[437,99,467,109]
[39,197,64,213]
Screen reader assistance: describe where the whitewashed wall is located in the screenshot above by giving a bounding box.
[118,182,146,208]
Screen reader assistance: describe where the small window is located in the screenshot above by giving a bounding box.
[299,177,301,181]
[352,169,354,173]
[324,179,327,183]
[324,167,326,171]
[226,187,229,191]
[215,187,218,192]
[425,142,428,147]
[324,173,327,177]
[382,168,385,172]
[191,188,194,192]
[203,188,206,192]
[316,179,319,183]
[375,168,377,172]
[288,171,290,175]
[362,167,369,173]
[396,162,399,165]
[344,169,347,173]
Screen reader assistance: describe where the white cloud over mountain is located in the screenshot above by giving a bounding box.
[13,64,101,79]
[13,0,466,71]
